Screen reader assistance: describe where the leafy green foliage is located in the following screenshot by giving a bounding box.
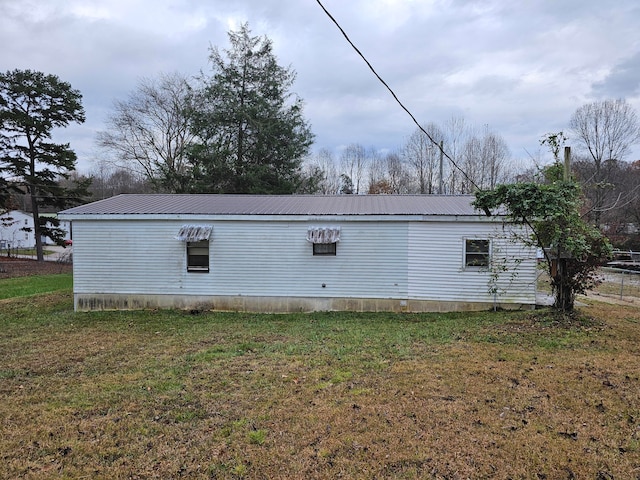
[0,69,89,258]
[187,24,314,194]
[474,162,612,311]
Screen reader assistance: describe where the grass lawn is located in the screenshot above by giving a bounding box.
[0,279,639,479]
[0,273,72,300]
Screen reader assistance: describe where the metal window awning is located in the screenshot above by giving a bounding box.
[175,225,213,242]
[306,226,341,244]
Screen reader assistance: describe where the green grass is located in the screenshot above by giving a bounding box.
[6,248,56,256]
[1,277,639,479]
[0,273,72,299]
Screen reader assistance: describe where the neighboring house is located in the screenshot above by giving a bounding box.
[0,210,36,250]
[58,194,538,313]
[0,210,71,250]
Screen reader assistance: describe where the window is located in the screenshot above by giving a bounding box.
[187,240,209,272]
[307,226,340,256]
[465,239,490,268]
[175,224,213,273]
[313,242,337,256]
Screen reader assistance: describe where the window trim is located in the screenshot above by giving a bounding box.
[464,238,491,269]
[186,239,210,273]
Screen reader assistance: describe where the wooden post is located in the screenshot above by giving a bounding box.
[558,146,572,310]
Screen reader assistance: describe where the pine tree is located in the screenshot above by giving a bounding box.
[188,24,314,194]
[0,69,88,260]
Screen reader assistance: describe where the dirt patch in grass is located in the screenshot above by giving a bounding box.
[0,257,72,279]
[1,294,639,479]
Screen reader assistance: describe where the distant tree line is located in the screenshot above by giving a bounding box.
[303,118,514,195]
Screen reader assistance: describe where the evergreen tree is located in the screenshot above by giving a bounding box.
[188,24,314,193]
[0,175,11,212]
[0,69,88,260]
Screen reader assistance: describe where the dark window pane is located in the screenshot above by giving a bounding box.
[313,242,337,256]
[187,240,209,272]
[465,239,490,267]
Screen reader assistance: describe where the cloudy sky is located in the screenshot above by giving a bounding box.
[2,0,640,172]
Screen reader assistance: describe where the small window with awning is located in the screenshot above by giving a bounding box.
[176,225,212,272]
[307,226,340,256]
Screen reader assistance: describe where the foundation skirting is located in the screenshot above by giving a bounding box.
[74,293,535,313]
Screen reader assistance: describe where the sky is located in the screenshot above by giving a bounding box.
[2,0,640,173]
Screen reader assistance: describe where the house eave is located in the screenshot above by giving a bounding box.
[58,213,506,223]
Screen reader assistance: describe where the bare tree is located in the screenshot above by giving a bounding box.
[304,148,341,194]
[384,152,411,194]
[461,127,511,192]
[96,72,194,193]
[367,149,386,193]
[442,116,469,194]
[461,135,482,193]
[364,149,409,194]
[569,98,640,223]
[403,123,443,194]
[86,161,154,200]
[570,99,640,168]
[340,144,368,194]
[482,129,511,189]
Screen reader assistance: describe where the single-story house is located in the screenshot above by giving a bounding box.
[58,194,538,313]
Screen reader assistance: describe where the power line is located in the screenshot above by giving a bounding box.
[314,0,480,191]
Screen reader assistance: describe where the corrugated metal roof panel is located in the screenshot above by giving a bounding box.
[60,194,488,216]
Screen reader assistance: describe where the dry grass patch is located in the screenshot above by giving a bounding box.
[1,292,639,479]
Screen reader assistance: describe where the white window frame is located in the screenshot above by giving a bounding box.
[464,238,491,269]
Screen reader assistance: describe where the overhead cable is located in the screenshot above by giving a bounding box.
[314,0,480,191]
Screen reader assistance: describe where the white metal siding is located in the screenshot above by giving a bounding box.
[408,222,537,304]
[72,219,408,299]
[71,217,535,306]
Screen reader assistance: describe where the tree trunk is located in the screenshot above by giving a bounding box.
[553,258,574,312]
[30,188,44,262]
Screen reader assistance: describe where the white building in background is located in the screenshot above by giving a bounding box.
[60,194,538,313]
[0,210,71,250]
[0,210,36,250]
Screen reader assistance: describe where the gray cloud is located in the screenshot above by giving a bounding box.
[592,51,640,99]
[2,0,640,170]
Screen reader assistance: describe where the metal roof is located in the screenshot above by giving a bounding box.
[59,194,488,217]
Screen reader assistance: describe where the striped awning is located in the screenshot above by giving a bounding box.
[306,226,341,244]
[175,225,213,242]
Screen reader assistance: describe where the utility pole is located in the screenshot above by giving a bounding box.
[438,141,444,194]
[564,146,571,181]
